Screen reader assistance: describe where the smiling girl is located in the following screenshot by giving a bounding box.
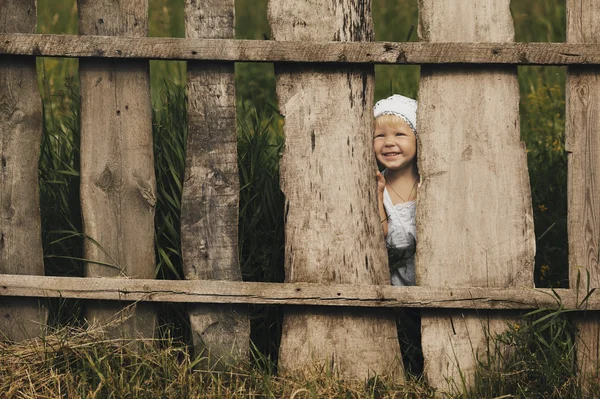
[373,94,419,286]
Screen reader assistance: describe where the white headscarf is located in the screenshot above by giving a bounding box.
[373,94,418,135]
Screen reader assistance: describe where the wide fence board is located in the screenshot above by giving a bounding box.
[181,0,250,367]
[566,0,600,379]
[268,0,403,380]
[417,0,535,392]
[78,0,156,339]
[0,0,47,342]
[2,274,593,310]
[3,34,600,65]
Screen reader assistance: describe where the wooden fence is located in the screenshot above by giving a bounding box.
[1,0,600,393]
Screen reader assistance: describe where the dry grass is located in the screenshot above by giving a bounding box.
[0,325,433,399]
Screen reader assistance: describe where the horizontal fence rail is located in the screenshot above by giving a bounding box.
[0,274,596,310]
[2,34,600,65]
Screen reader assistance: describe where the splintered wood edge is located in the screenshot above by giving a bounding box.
[1,33,600,65]
[0,274,596,310]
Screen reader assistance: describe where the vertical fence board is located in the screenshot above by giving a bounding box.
[417,1,535,391]
[566,0,600,378]
[0,0,47,341]
[268,0,404,380]
[181,0,249,366]
[78,0,156,338]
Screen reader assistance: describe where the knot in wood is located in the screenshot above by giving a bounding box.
[2,206,15,219]
[9,109,25,125]
[96,166,114,192]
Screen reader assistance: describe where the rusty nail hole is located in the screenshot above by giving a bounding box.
[98,18,104,24]
[116,110,121,116]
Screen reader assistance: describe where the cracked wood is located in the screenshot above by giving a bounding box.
[417,0,535,392]
[181,0,249,368]
[269,0,403,381]
[0,0,47,342]
[0,274,596,310]
[3,34,600,65]
[566,0,600,379]
[78,0,156,339]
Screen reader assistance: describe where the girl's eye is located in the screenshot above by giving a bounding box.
[396,132,405,137]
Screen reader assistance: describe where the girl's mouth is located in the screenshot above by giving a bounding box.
[383,152,400,156]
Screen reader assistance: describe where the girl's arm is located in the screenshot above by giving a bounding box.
[376,171,388,237]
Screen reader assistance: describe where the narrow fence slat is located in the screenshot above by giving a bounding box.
[417,1,535,392]
[5,34,600,65]
[3,274,590,309]
[566,0,600,379]
[268,0,403,380]
[0,0,47,341]
[78,0,156,338]
[181,0,249,367]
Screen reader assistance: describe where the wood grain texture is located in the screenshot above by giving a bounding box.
[268,0,403,380]
[0,0,47,341]
[181,0,249,368]
[566,0,600,378]
[5,34,600,65]
[78,0,156,339]
[417,0,535,391]
[1,274,595,310]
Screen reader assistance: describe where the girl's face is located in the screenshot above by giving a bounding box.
[373,116,417,172]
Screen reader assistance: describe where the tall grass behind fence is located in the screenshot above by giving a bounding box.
[512,0,568,288]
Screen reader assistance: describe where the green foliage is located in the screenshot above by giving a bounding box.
[152,81,187,281]
[464,301,580,398]
[237,103,285,361]
[372,0,420,100]
[521,83,568,287]
[39,76,82,278]
[38,72,83,326]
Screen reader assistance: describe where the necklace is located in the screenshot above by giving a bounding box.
[384,170,418,203]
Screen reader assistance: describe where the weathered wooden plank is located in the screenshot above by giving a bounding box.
[181,0,249,368]
[78,0,156,339]
[566,0,600,379]
[4,34,600,65]
[417,0,535,392]
[0,0,47,341]
[1,274,591,310]
[268,0,403,380]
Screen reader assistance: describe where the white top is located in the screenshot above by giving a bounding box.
[383,187,416,286]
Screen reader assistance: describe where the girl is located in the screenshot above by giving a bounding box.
[373,94,418,287]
